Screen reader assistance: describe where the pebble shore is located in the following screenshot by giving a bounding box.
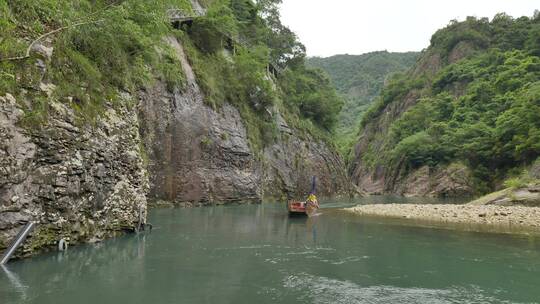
[346,204,540,230]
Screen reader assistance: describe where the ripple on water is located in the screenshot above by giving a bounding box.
[324,256,370,265]
[282,273,524,304]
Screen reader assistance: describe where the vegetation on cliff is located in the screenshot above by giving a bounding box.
[357,12,540,194]
[178,0,343,151]
[0,0,343,151]
[0,0,194,123]
[307,52,419,158]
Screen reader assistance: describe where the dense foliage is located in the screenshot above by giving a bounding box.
[0,0,193,123]
[278,66,342,130]
[431,13,540,59]
[0,0,342,149]
[359,12,540,193]
[307,52,419,158]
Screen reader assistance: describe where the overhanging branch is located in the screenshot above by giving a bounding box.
[0,19,104,62]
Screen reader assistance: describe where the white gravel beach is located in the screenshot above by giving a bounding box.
[346,204,540,230]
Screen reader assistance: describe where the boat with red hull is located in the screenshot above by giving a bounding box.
[287,200,318,216]
[287,176,319,216]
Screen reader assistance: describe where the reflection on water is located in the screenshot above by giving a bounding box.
[1,265,28,301]
[1,199,540,304]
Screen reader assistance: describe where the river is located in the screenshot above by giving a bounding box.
[2,198,540,303]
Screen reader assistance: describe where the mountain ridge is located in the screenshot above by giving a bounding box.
[307,50,419,158]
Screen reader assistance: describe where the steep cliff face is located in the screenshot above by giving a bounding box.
[263,114,352,198]
[0,37,352,257]
[139,37,261,206]
[139,37,353,206]
[0,92,148,257]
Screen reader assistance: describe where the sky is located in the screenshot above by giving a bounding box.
[279,0,539,57]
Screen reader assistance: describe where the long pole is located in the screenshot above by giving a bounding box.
[0,222,36,265]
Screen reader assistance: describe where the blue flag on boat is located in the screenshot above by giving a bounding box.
[309,176,317,195]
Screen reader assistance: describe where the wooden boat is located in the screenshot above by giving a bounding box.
[288,176,320,216]
[287,200,319,216]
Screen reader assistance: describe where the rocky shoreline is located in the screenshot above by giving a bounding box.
[346,204,540,233]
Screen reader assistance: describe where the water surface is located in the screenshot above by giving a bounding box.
[2,198,540,303]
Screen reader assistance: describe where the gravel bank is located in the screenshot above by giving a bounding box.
[346,204,540,231]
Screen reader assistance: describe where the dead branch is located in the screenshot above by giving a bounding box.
[0,71,15,79]
[0,19,104,62]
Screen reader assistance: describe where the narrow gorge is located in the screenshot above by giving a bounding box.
[0,0,352,257]
[3,2,540,304]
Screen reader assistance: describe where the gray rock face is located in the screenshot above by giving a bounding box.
[350,90,422,195]
[0,94,148,257]
[390,164,473,197]
[31,42,54,61]
[139,36,353,205]
[139,37,261,205]
[139,83,262,205]
[263,127,353,199]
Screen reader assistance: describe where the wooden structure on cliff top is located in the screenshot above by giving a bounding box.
[167,8,205,25]
[167,7,283,77]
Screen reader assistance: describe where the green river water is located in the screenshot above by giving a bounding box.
[2,198,540,303]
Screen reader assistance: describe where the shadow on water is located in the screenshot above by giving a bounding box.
[2,201,540,303]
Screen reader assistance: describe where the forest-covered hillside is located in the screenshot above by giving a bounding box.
[351,12,540,195]
[307,52,419,158]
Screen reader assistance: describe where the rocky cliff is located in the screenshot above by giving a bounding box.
[139,36,353,206]
[139,37,261,206]
[262,134,351,199]
[0,92,148,257]
[0,37,352,257]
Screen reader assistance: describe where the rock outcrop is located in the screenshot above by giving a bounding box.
[390,164,473,197]
[469,162,540,207]
[263,129,352,199]
[468,185,540,207]
[0,93,148,257]
[350,90,422,195]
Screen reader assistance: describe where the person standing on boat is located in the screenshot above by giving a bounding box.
[306,177,319,209]
[306,193,319,208]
